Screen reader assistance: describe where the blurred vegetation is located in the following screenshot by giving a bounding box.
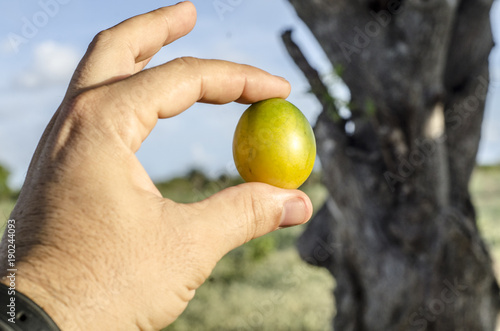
[160,170,333,331]
[0,164,15,222]
[0,164,12,200]
[472,164,500,274]
[0,164,498,330]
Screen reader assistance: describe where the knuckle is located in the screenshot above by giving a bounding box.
[168,57,205,98]
[170,56,202,70]
[46,88,111,164]
[66,88,105,120]
[61,88,116,141]
[240,190,268,242]
[90,29,115,49]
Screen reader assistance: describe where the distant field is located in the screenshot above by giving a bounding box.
[472,166,500,273]
[0,200,15,230]
[164,166,500,330]
[165,167,500,331]
[0,166,498,330]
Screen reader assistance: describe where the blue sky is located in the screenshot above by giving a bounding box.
[1,0,499,188]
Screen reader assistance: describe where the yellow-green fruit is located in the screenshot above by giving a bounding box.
[232,98,316,189]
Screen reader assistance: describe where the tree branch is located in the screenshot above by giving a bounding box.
[281,29,344,126]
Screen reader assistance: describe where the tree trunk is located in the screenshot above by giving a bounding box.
[284,0,500,329]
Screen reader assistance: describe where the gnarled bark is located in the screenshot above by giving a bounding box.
[285,0,499,329]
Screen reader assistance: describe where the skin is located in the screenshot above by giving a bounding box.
[0,2,312,330]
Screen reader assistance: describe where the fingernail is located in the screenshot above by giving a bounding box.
[280,198,307,228]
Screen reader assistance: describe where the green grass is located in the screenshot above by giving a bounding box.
[0,199,15,230]
[166,231,334,331]
[472,165,500,268]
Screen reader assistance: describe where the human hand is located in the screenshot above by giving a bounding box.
[0,2,312,330]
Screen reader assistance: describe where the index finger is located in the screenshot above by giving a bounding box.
[91,58,291,152]
[71,2,197,91]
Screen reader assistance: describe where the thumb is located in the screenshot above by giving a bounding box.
[189,182,313,258]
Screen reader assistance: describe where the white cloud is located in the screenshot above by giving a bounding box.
[13,41,79,89]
